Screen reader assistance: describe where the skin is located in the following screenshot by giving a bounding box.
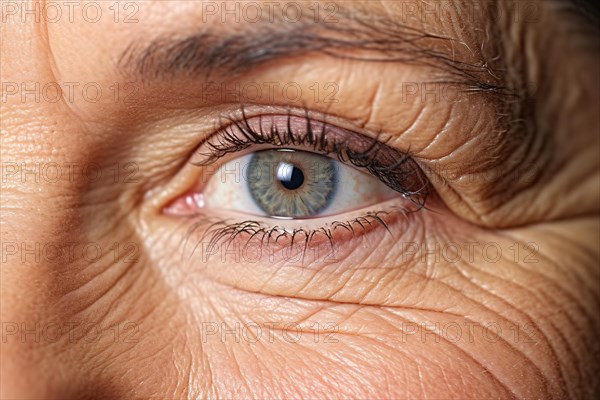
[1,0,598,398]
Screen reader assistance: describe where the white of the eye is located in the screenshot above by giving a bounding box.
[203,154,263,215]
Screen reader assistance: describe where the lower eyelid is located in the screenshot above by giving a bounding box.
[181,198,420,268]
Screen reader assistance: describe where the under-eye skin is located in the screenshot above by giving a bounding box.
[166,109,433,253]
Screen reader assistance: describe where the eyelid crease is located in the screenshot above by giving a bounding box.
[191,108,431,208]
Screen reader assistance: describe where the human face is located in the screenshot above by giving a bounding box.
[1,1,599,398]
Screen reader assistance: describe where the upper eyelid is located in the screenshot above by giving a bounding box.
[193,108,392,165]
[190,110,431,208]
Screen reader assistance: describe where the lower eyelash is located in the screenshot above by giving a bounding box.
[182,206,415,263]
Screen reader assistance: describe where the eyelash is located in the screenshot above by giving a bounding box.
[194,108,430,203]
[182,107,431,256]
[183,207,413,263]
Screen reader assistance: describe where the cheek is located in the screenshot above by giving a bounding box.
[175,285,519,398]
[153,227,569,398]
[223,221,590,397]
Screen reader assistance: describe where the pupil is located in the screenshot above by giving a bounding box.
[277,163,304,190]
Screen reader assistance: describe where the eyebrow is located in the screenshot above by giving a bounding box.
[117,5,505,93]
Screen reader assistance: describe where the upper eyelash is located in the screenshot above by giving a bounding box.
[196,108,332,161]
[194,107,431,208]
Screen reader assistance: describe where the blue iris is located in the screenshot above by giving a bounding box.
[247,149,337,218]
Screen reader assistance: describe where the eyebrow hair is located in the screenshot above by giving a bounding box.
[118,5,505,93]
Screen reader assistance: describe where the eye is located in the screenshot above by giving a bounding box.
[165,110,432,253]
[198,148,400,219]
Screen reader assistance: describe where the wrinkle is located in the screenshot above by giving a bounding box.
[379,308,518,398]
[39,0,95,131]
[448,260,576,396]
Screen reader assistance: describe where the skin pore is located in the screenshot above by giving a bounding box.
[1,0,599,398]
